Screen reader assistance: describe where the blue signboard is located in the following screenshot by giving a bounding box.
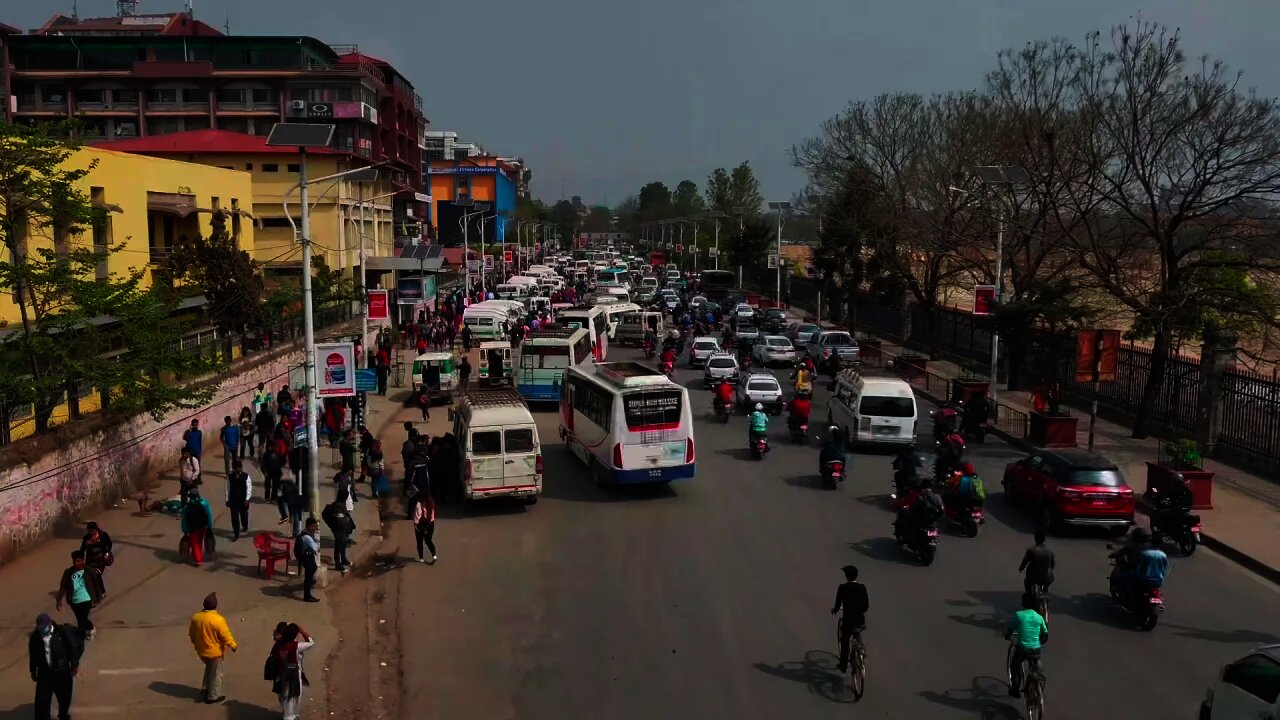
[355,368,378,392]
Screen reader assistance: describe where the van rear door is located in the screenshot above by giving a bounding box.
[467,427,506,496]
[501,426,541,495]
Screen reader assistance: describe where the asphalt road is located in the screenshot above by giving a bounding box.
[391,345,1280,720]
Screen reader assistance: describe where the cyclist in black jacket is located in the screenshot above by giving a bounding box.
[830,565,870,673]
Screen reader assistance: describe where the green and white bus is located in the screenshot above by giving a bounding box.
[516,327,592,402]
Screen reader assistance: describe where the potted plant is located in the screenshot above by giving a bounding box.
[1146,438,1214,509]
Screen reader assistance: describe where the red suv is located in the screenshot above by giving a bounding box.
[1002,449,1134,532]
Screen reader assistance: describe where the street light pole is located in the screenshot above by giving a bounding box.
[296,147,321,519]
[767,201,791,307]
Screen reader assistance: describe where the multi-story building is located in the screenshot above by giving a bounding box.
[0,9,429,241]
[428,157,526,247]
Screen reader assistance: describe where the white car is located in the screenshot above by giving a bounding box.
[753,335,797,366]
[733,303,756,322]
[735,372,783,414]
[703,352,740,388]
[1201,644,1280,719]
[688,337,721,367]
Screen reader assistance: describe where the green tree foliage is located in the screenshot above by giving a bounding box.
[550,199,580,243]
[724,217,775,287]
[582,205,614,233]
[312,256,355,307]
[705,162,765,216]
[671,180,706,218]
[164,210,265,334]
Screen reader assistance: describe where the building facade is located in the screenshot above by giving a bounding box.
[428,157,522,246]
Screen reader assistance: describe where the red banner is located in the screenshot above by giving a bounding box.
[972,285,996,315]
[366,289,389,320]
[503,250,513,263]
[1076,329,1121,382]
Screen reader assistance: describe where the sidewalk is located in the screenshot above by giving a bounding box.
[0,376,420,719]
[851,328,1280,584]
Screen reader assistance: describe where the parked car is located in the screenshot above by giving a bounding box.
[805,329,860,364]
[1201,644,1280,720]
[753,335,797,367]
[1001,449,1135,531]
[703,352,740,388]
[787,322,823,346]
[736,372,784,414]
[688,336,721,367]
[761,308,788,333]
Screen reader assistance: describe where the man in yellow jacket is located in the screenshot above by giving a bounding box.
[188,592,237,703]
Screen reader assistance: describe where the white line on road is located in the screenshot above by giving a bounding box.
[96,667,168,675]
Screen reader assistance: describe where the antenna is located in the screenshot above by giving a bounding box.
[223,11,230,34]
[72,0,79,20]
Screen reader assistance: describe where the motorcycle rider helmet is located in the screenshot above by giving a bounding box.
[829,425,840,436]
[754,403,764,411]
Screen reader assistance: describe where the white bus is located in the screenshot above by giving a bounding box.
[559,362,696,485]
[516,327,592,402]
[557,305,609,361]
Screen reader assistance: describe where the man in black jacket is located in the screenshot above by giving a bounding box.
[830,565,870,674]
[29,612,82,720]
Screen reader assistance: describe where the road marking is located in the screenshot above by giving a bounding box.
[97,667,167,675]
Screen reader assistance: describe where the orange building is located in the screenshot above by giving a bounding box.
[428,157,523,246]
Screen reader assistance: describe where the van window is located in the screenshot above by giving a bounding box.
[472,431,502,456]
[505,428,536,453]
[859,395,914,417]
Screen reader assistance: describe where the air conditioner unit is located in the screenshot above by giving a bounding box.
[288,99,307,115]
[361,102,377,124]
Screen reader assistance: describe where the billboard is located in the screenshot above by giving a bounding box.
[1076,329,1122,383]
[972,285,997,316]
[315,342,356,397]
[367,289,389,320]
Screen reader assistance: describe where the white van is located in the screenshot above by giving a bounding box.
[462,306,510,340]
[828,368,918,447]
[494,283,532,301]
[601,302,642,339]
[452,387,542,503]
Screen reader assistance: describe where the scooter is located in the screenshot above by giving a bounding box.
[750,434,770,460]
[788,415,809,443]
[1150,507,1203,556]
[945,501,985,538]
[660,360,674,377]
[714,398,731,424]
[1108,558,1164,630]
[643,338,656,360]
[895,521,940,566]
[821,459,845,490]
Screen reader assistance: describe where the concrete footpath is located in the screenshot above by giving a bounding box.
[841,325,1280,584]
[0,377,421,719]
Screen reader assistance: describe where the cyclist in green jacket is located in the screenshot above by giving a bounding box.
[1005,593,1049,698]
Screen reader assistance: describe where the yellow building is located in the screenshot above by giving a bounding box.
[94,130,396,280]
[0,145,256,325]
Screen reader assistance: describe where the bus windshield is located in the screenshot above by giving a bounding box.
[623,389,683,430]
[527,346,570,369]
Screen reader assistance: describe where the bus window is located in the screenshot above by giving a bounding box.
[573,336,591,364]
[623,390,683,430]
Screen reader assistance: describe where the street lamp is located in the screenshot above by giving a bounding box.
[704,211,726,270]
[455,200,490,294]
[767,201,791,307]
[731,206,752,285]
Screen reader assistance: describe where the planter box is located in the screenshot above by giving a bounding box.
[897,354,928,382]
[950,378,990,405]
[1145,461,1214,510]
[859,339,883,363]
[1028,411,1078,448]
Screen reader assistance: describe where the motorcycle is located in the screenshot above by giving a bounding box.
[660,360,674,377]
[895,521,940,566]
[821,459,845,490]
[750,434,770,460]
[714,397,731,424]
[944,501,985,538]
[960,403,990,444]
[931,405,960,442]
[1150,506,1202,556]
[1108,558,1164,630]
[788,415,809,444]
[643,338,656,360]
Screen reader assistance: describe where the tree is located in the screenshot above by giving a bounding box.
[0,121,216,435]
[312,256,354,307]
[724,217,775,288]
[164,210,265,335]
[671,180,706,218]
[582,205,614,233]
[550,199,580,243]
[705,162,765,216]
[637,182,674,223]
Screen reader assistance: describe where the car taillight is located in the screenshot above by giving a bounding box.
[686,437,695,463]
[832,462,844,474]
[1058,487,1082,498]
[535,454,544,475]
[613,443,623,467]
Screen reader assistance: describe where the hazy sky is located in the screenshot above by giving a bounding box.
[9,0,1280,206]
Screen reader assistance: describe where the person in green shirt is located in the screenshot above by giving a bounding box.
[748,403,769,445]
[1005,593,1049,698]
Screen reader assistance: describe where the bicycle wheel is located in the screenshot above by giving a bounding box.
[1006,644,1016,689]
[1026,677,1045,720]
[850,638,866,700]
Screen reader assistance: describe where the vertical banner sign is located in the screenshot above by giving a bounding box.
[483,255,494,270]
[1076,330,1120,382]
[315,342,356,397]
[1098,329,1121,381]
[972,285,997,316]
[366,289,389,320]
[504,250,513,263]
[1076,330,1097,382]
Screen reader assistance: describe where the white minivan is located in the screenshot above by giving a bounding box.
[462,306,510,340]
[452,386,542,504]
[828,368,918,447]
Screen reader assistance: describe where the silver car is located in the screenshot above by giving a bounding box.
[754,335,797,366]
[805,330,860,364]
[736,372,784,414]
[703,353,740,388]
[688,337,721,367]
[787,322,822,346]
[736,322,760,345]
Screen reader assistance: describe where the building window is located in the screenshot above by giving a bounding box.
[185,117,211,131]
[251,88,278,105]
[286,164,300,173]
[182,88,209,104]
[262,163,279,173]
[78,88,106,104]
[111,88,138,106]
[219,117,250,134]
[91,187,111,280]
[42,84,67,106]
[244,163,254,171]
[147,88,178,104]
[455,176,471,199]
[149,118,182,135]
[216,88,245,105]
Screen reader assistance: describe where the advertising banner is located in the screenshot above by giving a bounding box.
[972,285,997,315]
[315,342,356,397]
[367,289,390,320]
[355,368,378,392]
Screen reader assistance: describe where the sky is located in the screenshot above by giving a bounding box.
[8,0,1280,207]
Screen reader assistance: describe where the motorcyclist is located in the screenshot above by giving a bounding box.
[787,393,812,434]
[714,378,734,416]
[830,564,870,675]
[1109,527,1169,600]
[748,403,769,447]
[721,325,736,351]
[892,447,924,497]
[659,346,677,373]
[819,425,847,472]
[935,432,967,482]
[893,477,944,541]
[664,328,681,351]
[1145,473,1195,540]
[1005,591,1049,699]
[791,364,813,396]
[933,402,961,440]
[945,462,986,512]
[963,394,991,436]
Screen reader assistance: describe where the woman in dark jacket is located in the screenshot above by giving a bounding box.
[80,522,113,573]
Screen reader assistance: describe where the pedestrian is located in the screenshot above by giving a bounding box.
[178,447,201,504]
[277,471,304,537]
[252,382,270,416]
[225,459,253,542]
[321,500,354,574]
[218,416,239,476]
[400,422,417,476]
[261,442,284,502]
[461,324,473,351]
[335,469,358,513]
[459,355,472,391]
[411,492,437,563]
[294,518,321,603]
[187,592,236,704]
[417,385,431,421]
[375,357,389,396]
[237,407,255,459]
[28,613,82,720]
[183,419,203,460]
[55,550,105,640]
[367,440,388,498]
[405,437,431,500]
[181,488,214,567]
[255,404,275,459]
[357,425,374,482]
[79,521,113,575]
[268,623,315,720]
[338,429,358,477]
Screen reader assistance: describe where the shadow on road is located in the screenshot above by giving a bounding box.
[148,679,203,701]
[847,536,901,563]
[782,474,827,491]
[918,675,1022,719]
[1162,624,1280,645]
[224,699,282,719]
[715,447,761,463]
[0,705,35,720]
[855,493,893,512]
[751,649,854,703]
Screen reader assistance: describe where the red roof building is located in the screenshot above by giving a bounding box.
[94,128,339,155]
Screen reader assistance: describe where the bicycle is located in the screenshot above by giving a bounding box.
[1029,582,1050,624]
[836,618,866,700]
[1006,643,1045,720]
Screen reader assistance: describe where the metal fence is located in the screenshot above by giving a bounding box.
[1219,367,1280,472]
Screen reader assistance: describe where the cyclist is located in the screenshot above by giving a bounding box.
[1019,530,1055,599]
[748,403,769,446]
[830,564,870,674]
[1005,592,1049,699]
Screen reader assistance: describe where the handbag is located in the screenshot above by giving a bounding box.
[263,651,280,681]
